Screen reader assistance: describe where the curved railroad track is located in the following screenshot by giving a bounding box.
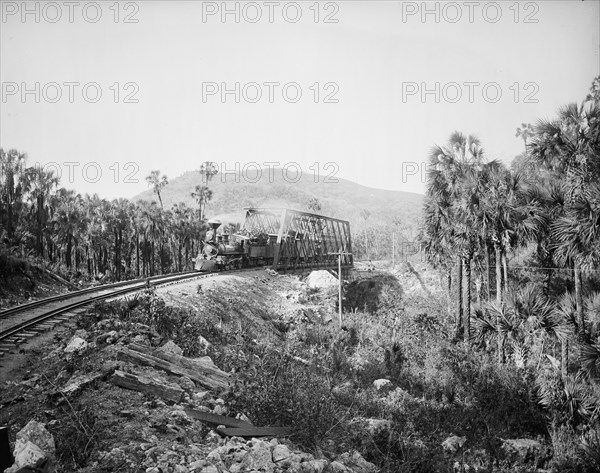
[0,270,233,356]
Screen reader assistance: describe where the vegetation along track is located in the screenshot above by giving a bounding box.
[0,269,249,356]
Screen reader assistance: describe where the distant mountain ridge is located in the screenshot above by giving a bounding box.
[133,169,423,232]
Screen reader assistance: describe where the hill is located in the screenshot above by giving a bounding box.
[133,169,424,239]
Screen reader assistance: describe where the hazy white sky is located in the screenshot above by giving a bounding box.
[1,0,599,199]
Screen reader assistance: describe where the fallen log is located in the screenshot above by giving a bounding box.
[216,426,293,438]
[60,371,107,396]
[117,344,230,391]
[111,369,183,402]
[184,408,253,428]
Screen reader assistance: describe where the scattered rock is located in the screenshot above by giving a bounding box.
[73,329,88,340]
[442,435,467,454]
[96,330,120,344]
[373,379,391,391]
[155,340,184,357]
[337,451,377,473]
[272,444,291,462]
[305,271,337,289]
[239,439,275,473]
[327,460,350,472]
[199,465,218,473]
[197,335,212,354]
[64,336,88,353]
[177,376,196,393]
[6,420,55,473]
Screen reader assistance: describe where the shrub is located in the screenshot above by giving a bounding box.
[225,339,345,450]
[90,289,226,356]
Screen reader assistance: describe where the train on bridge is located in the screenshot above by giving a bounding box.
[193,208,353,273]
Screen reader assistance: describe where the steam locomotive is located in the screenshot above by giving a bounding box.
[193,218,277,271]
[193,209,352,272]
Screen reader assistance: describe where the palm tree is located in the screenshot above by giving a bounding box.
[0,148,27,242]
[424,132,485,340]
[23,166,60,257]
[307,198,322,212]
[515,123,535,152]
[146,170,168,209]
[191,185,213,222]
[199,161,218,184]
[52,189,84,270]
[551,183,600,341]
[530,101,600,341]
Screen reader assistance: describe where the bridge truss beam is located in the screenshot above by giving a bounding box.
[243,208,353,272]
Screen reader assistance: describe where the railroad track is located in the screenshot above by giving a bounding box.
[0,270,238,356]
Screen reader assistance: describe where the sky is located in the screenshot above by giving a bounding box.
[1,0,599,200]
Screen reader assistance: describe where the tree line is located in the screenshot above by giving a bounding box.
[419,77,600,384]
[0,158,220,281]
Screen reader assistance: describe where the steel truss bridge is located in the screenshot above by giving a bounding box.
[243,208,353,273]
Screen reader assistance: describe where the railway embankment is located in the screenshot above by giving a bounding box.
[1,266,554,472]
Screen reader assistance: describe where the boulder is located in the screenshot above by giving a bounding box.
[337,451,377,473]
[15,420,55,455]
[300,459,328,473]
[306,271,338,289]
[373,379,392,391]
[327,461,350,472]
[96,330,120,345]
[6,420,55,473]
[239,440,275,473]
[9,441,45,471]
[442,435,466,454]
[64,336,88,353]
[272,444,292,463]
[154,340,184,357]
[197,335,212,354]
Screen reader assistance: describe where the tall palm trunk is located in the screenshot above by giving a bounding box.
[561,339,568,378]
[446,267,452,317]
[455,260,463,340]
[66,233,73,269]
[136,233,140,277]
[37,195,44,257]
[494,243,502,303]
[464,257,471,341]
[494,242,504,364]
[502,252,509,295]
[574,261,585,341]
[485,244,491,300]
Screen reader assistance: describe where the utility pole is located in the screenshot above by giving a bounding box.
[338,253,342,327]
[330,250,351,328]
[392,232,395,268]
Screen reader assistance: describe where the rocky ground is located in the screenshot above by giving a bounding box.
[0,269,374,473]
[0,265,553,473]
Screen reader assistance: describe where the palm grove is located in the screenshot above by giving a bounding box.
[0,159,219,280]
[419,77,600,449]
